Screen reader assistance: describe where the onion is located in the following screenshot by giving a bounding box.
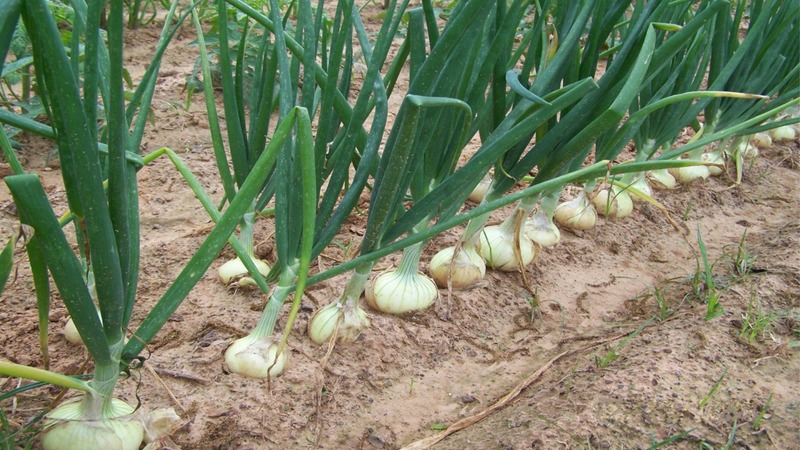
[524,210,560,248]
[478,215,536,271]
[627,176,652,202]
[307,299,370,345]
[218,257,270,287]
[224,334,288,378]
[750,132,772,149]
[647,169,677,190]
[769,124,796,142]
[429,245,486,289]
[554,191,597,230]
[592,186,633,218]
[669,163,709,184]
[366,270,438,314]
[701,149,725,176]
[41,397,143,450]
[468,175,492,203]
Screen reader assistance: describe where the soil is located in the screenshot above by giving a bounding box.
[1,5,799,450]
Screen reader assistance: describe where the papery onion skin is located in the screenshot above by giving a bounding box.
[224,335,288,378]
[468,176,492,203]
[365,271,438,314]
[429,246,486,289]
[41,398,144,450]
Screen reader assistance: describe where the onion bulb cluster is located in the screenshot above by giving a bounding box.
[429,245,485,289]
[554,191,597,230]
[224,334,288,378]
[40,397,143,450]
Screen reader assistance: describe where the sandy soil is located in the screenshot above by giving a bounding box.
[1,5,799,450]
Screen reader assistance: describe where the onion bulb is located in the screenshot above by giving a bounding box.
[524,210,560,248]
[63,318,83,345]
[554,191,597,230]
[366,270,438,314]
[429,245,486,289]
[468,175,492,203]
[626,176,652,203]
[308,299,370,345]
[701,150,725,176]
[669,163,709,184]
[224,334,288,378]
[769,124,796,142]
[591,186,633,218]
[478,218,536,271]
[750,132,772,149]
[218,256,270,287]
[647,169,677,190]
[40,397,143,450]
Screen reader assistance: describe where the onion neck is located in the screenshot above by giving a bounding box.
[397,240,425,278]
[83,336,126,420]
[251,264,297,339]
[239,210,257,257]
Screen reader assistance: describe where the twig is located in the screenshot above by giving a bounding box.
[399,335,621,450]
[146,365,187,414]
[314,326,340,445]
[153,366,211,385]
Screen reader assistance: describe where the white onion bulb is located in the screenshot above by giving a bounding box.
[701,150,725,176]
[478,223,536,271]
[647,169,677,190]
[224,335,288,378]
[769,125,796,142]
[592,186,633,218]
[366,270,438,314]
[218,257,270,287]
[63,318,83,345]
[468,175,492,203]
[750,132,772,149]
[627,176,652,203]
[554,191,597,230]
[524,210,560,248]
[429,245,486,289]
[669,163,710,184]
[308,299,370,345]
[41,397,143,450]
